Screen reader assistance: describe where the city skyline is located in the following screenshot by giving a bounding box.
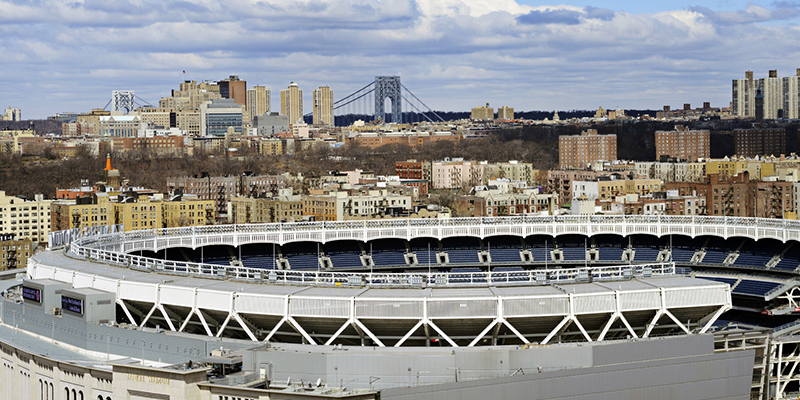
[2,0,800,119]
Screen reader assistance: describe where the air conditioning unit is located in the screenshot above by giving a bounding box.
[53,307,62,316]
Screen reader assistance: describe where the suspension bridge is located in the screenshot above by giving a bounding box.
[305,76,446,126]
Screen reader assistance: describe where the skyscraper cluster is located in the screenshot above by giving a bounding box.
[732,69,800,119]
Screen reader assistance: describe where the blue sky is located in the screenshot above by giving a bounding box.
[2,0,800,119]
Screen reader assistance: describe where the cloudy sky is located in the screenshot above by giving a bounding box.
[2,0,800,119]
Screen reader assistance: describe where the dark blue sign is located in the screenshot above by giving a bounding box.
[22,287,40,303]
[61,296,83,315]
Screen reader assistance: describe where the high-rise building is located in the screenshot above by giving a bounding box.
[497,106,514,120]
[4,107,21,122]
[471,103,494,120]
[159,80,221,111]
[246,86,270,123]
[312,86,334,126]
[219,75,246,105]
[558,129,617,170]
[654,126,710,162]
[733,69,800,119]
[280,82,304,124]
[200,99,243,137]
[734,127,786,157]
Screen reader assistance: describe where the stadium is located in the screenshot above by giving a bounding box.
[5,215,800,399]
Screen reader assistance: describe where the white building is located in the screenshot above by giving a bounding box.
[432,159,485,189]
[733,69,800,119]
[3,107,21,121]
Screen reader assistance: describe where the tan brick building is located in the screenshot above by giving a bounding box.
[558,129,617,169]
[655,126,710,161]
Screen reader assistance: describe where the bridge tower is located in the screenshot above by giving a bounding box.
[374,76,402,123]
[112,90,136,114]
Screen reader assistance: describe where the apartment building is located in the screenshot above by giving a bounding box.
[51,191,213,233]
[303,188,413,221]
[734,127,786,158]
[167,174,288,217]
[733,69,800,119]
[654,126,710,162]
[0,192,51,245]
[558,129,617,169]
[431,159,485,189]
[456,188,557,217]
[228,189,304,224]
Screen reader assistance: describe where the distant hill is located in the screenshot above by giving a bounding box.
[0,120,62,135]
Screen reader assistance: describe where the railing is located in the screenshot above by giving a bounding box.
[49,214,800,288]
[61,232,674,287]
[51,215,800,254]
[59,225,675,287]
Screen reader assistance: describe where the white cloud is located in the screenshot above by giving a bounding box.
[1,0,800,118]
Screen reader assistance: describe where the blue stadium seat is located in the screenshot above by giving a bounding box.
[285,254,320,270]
[732,279,782,297]
[597,247,624,262]
[488,248,522,263]
[559,247,586,261]
[774,245,800,272]
[701,250,729,265]
[328,253,363,268]
[633,248,660,262]
[371,251,407,266]
[446,249,480,264]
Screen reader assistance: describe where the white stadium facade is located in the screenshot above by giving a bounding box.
[4,216,800,399]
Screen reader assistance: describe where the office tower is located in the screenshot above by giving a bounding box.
[280,82,303,124]
[219,75,247,105]
[312,86,334,126]
[655,126,710,162]
[246,86,271,122]
[200,99,243,137]
[558,129,617,169]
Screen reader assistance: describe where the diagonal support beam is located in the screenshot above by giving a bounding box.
[140,304,159,328]
[542,316,571,345]
[395,320,425,348]
[179,309,195,332]
[287,316,316,345]
[353,319,385,348]
[571,316,592,342]
[325,319,352,346]
[427,320,458,347]
[232,313,257,341]
[502,319,529,344]
[158,305,177,332]
[597,313,619,342]
[642,310,664,338]
[618,313,638,339]
[699,305,729,334]
[263,316,287,343]
[195,309,214,337]
[117,300,138,327]
[468,320,500,347]
[664,310,690,334]
[216,313,232,337]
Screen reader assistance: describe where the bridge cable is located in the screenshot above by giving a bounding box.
[334,82,375,105]
[402,97,436,123]
[333,88,375,110]
[400,83,445,122]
